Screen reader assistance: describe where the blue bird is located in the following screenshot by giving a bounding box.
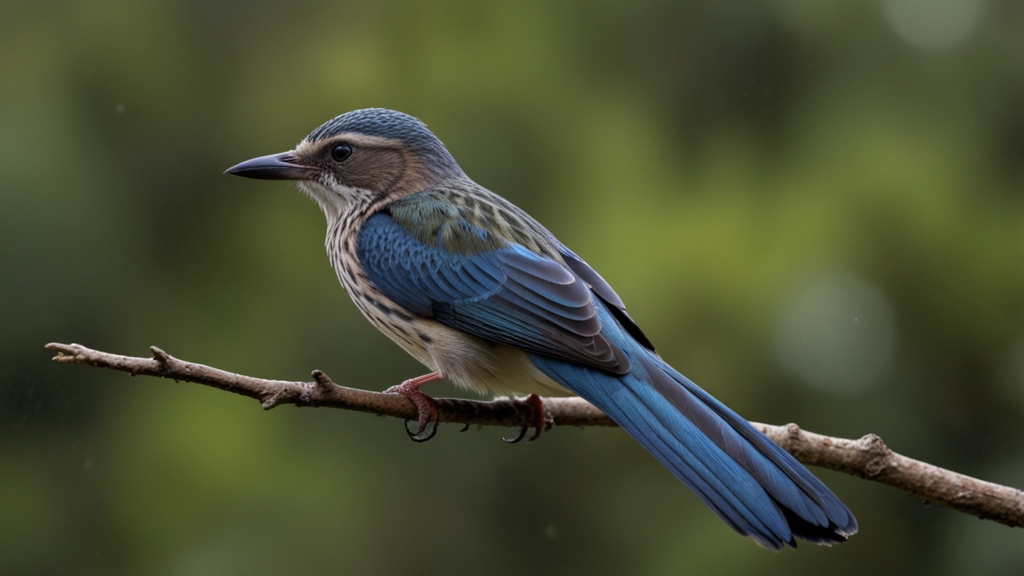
[226,108,857,549]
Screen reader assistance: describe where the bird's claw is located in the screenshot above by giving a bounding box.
[403,418,438,442]
[385,372,441,442]
[503,393,547,443]
[502,426,529,444]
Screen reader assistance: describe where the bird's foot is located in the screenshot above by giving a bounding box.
[385,372,442,442]
[503,393,547,444]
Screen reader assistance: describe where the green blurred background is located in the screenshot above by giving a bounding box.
[3,0,1024,574]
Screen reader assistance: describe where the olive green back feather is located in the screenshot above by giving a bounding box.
[386,184,564,260]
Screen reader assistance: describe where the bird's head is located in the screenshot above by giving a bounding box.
[226,108,464,218]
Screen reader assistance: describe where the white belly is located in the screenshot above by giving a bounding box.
[407,318,574,397]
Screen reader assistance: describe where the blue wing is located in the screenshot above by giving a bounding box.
[356,211,630,373]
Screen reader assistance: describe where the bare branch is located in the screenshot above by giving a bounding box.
[47,342,1024,528]
[751,423,1024,528]
[44,342,615,428]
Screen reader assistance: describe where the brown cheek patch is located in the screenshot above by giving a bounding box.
[395,149,435,192]
[302,134,437,197]
[341,148,435,196]
[342,148,407,192]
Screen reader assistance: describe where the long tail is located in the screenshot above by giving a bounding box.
[529,312,858,550]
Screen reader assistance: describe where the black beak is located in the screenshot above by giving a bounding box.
[224,151,318,180]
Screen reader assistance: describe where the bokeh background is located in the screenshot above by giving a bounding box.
[3,0,1024,574]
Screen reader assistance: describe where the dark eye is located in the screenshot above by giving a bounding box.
[331,144,353,162]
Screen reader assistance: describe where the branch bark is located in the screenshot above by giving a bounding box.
[46,342,1024,529]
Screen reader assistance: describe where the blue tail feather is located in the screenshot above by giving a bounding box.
[530,306,858,550]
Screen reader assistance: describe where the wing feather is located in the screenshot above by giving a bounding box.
[357,211,629,373]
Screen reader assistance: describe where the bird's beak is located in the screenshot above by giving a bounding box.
[224,151,318,180]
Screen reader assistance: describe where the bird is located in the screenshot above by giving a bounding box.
[225,108,858,550]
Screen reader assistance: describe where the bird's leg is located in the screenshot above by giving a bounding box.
[385,372,442,442]
[503,393,547,444]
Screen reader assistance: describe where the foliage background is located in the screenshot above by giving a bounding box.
[3,0,1024,574]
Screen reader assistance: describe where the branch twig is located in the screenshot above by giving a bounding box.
[46,342,1024,528]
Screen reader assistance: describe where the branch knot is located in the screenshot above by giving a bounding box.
[261,393,285,410]
[859,434,891,478]
[150,346,171,364]
[311,370,336,392]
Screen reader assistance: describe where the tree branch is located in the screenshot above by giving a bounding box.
[46,342,1024,528]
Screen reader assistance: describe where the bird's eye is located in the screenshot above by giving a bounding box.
[331,144,353,162]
